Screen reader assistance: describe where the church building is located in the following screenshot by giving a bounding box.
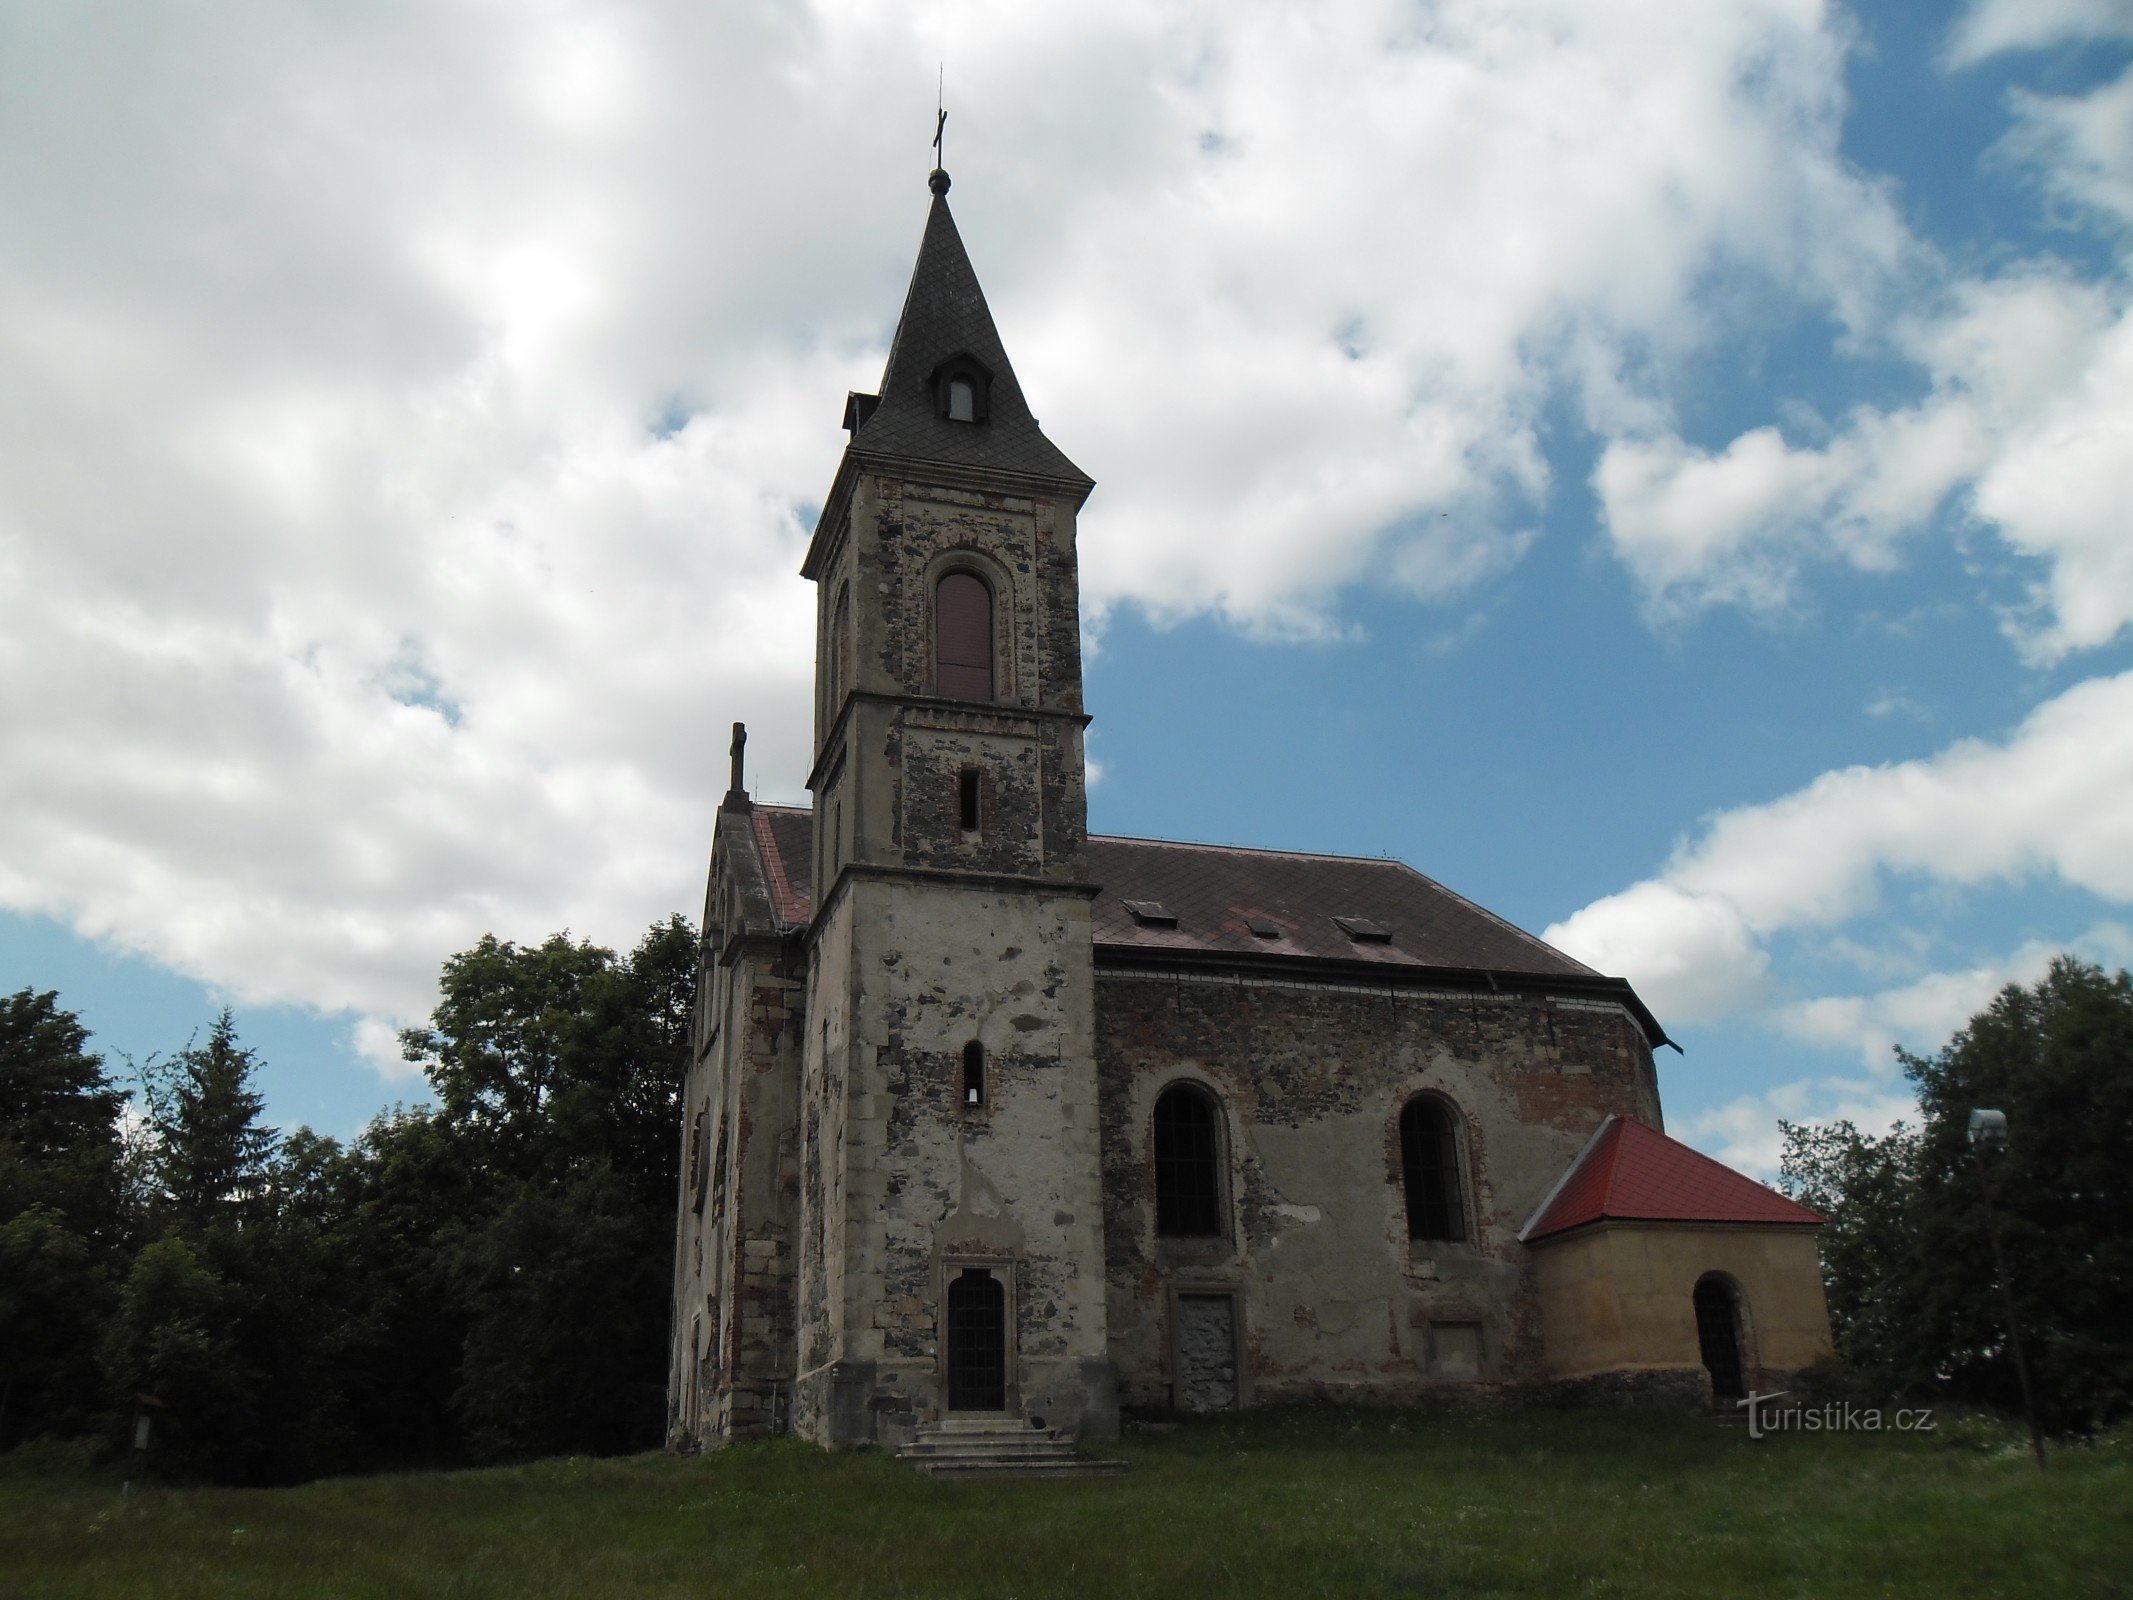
[667,167,1832,1455]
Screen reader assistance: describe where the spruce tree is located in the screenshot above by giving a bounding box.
[150,1009,277,1240]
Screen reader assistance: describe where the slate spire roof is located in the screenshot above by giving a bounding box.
[845,170,1091,487]
[1519,1116,1823,1242]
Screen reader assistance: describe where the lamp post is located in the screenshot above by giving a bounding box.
[1966,1108,2047,1472]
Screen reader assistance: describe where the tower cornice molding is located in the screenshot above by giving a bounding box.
[802,448,1095,581]
[805,859,1103,946]
[806,690,1092,793]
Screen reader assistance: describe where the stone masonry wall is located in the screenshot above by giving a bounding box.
[668,932,804,1449]
[1094,968,1662,1413]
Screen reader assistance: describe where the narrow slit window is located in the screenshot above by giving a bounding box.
[1400,1097,1466,1243]
[935,573,994,700]
[962,1041,985,1107]
[1153,1084,1225,1237]
[959,768,982,833]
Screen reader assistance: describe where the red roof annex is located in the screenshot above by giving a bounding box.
[1520,1115,1822,1242]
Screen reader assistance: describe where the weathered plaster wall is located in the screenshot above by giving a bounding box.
[794,876,1115,1447]
[1532,1223,1832,1387]
[1094,969,1662,1412]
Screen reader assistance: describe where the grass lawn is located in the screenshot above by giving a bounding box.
[3,1406,2126,1598]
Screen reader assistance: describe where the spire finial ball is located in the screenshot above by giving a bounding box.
[928,167,951,197]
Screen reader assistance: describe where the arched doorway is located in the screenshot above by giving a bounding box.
[1693,1275,1748,1401]
[946,1268,1007,1412]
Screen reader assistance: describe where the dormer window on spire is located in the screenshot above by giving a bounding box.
[930,354,990,425]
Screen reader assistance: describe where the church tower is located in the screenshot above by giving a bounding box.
[792,167,1116,1445]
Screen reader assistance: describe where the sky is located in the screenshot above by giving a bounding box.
[3,0,2130,1176]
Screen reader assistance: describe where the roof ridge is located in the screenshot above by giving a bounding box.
[1089,831,1417,868]
[1517,1116,1620,1242]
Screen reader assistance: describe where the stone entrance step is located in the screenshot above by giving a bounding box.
[896,1417,1129,1480]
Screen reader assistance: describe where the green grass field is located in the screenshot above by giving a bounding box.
[3,1407,2126,1599]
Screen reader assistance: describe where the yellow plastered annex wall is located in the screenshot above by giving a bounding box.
[1532,1222,1832,1383]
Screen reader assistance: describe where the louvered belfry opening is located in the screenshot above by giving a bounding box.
[934,572,993,700]
[946,1267,1007,1411]
[1153,1085,1225,1237]
[1694,1276,1747,1401]
[1400,1097,1466,1242]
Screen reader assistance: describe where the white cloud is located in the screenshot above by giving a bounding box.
[0,0,1931,1073]
[1547,671,2133,1023]
[1947,0,2133,67]
[2004,68,2133,228]
[1674,1077,1919,1179]
[1675,924,2133,1175]
[1590,41,2133,660]
[1777,921,2133,1068]
[1595,254,2133,656]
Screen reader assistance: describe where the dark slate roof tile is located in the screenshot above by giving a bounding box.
[848,184,1091,487]
[747,805,1598,981]
[1085,834,1597,978]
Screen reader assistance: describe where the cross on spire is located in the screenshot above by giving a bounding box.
[931,73,949,195]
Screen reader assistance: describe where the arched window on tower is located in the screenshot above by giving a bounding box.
[935,572,994,700]
[1399,1096,1467,1243]
[1153,1083,1225,1238]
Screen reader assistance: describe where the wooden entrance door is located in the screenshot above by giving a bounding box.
[946,1268,1007,1411]
[1694,1277,1747,1400]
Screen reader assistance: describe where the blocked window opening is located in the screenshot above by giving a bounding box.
[1175,1293,1240,1411]
[959,768,982,834]
[1429,1321,1483,1381]
[962,1040,985,1108]
[935,572,994,700]
[1154,1083,1225,1238]
[1400,1097,1466,1243]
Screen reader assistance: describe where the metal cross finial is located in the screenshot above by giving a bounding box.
[929,68,950,195]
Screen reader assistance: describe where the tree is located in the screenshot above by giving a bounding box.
[99,1235,260,1479]
[0,1208,108,1446]
[394,916,698,1460]
[147,1009,277,1241]
[1782,957,2133,1431]
[0,988,128,1244]
[398,917,693,1201]
[446,1164,671,1460]
[0,990,132,1445]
